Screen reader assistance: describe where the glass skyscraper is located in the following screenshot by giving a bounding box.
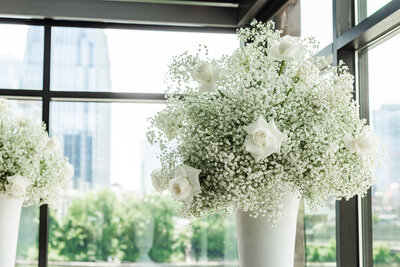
[22,27,112,191]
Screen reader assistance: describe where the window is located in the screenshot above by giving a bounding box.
[50,27,238,93]
[358,0,393,22]
[301,0,333,49]
[367,33,400,266]
[304,200,336,266]
[10,100,42,267]
[0,25,43,90]
[1,0,399,265]
[47,102,239,265]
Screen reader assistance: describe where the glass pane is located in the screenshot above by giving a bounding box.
[0,25,43,90]
[48,102,239,266]
[9,100,42,267]
[301,0,333,49]
[357,0,392,23]
[50,28,238,93]
[304,200,336,267]
[369,33,400,266]
[367,0,392,17]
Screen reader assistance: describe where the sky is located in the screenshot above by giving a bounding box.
[105,30,238,191]
[0,0,397,191]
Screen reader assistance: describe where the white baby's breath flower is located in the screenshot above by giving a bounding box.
[344,128,379,159]
[267,35,304,62]
[46,136,60,154]
[0,98,10,117]
[6,174,29,198]
[296,63,319,84]
[198,82,217,93]
[151,169,168,193]
[148,20,380,222]
[169,164,201,202]
[0,102,74,206]
[243,117,287,161]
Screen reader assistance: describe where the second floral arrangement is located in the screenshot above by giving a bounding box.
[147,21,380,222]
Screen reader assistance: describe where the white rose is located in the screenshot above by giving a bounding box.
[62,162,74,180]
[151,169,168,193]
[191,61,214,83]
[191,61,227,93]
[169,164,201,202]
[6,174,29,198]
[267,35,304,62]
[243,117,287,161]
[344,128,379,159]
[46,136,60,154]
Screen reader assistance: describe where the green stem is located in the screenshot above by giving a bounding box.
[278,60,285,75]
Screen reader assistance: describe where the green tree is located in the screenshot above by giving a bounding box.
[51,190,122,261]
[191,215,236,261]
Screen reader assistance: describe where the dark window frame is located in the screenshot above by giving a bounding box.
[0,1,399,265]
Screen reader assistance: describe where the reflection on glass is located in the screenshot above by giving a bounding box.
[48,102,239,266]
[0,25,43,90]
[8,100,42,267]
[304,200,336,267]
[301,0,333,49]
[50,27,238,93]
[369,33,400,266]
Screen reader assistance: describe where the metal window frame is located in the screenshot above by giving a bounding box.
[331,1,400,267]
[0,0,399,265]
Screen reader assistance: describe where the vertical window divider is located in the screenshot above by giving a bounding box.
[39,24,51,267]
[357,46,373,267]
[333,1,364,267]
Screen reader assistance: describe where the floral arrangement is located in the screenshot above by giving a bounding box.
[0,98,74,206]
[147,21,380,222]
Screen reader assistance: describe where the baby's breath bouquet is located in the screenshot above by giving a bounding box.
[148,21,380,222]
[0,98,73,206]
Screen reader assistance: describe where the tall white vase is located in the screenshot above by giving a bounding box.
[235,189,300,267]
[0,196,23,267]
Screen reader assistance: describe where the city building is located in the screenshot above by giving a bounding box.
[21,27,112,191]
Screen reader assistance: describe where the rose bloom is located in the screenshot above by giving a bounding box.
[6,174,29,198]
[191,61,214,83]
[243,116,287,161]
[344,128,379,159]
[191,61,226,93]
[169,164,201,202]
[267,35,304,62]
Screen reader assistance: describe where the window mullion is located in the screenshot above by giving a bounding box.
[39,24,51,267]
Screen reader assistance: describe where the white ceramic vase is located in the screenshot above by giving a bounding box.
[0,196,23,267]
[235,189,300,267]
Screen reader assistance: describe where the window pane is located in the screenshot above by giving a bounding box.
[0,25,43,90]
[301,0,333,49]
[369,33,400,266]
[9,100,42,267]
[357,0,392,23]
[367,0,392,16]
[304,200,337,267]
[50,28,238,93]
[48,102,239,266]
